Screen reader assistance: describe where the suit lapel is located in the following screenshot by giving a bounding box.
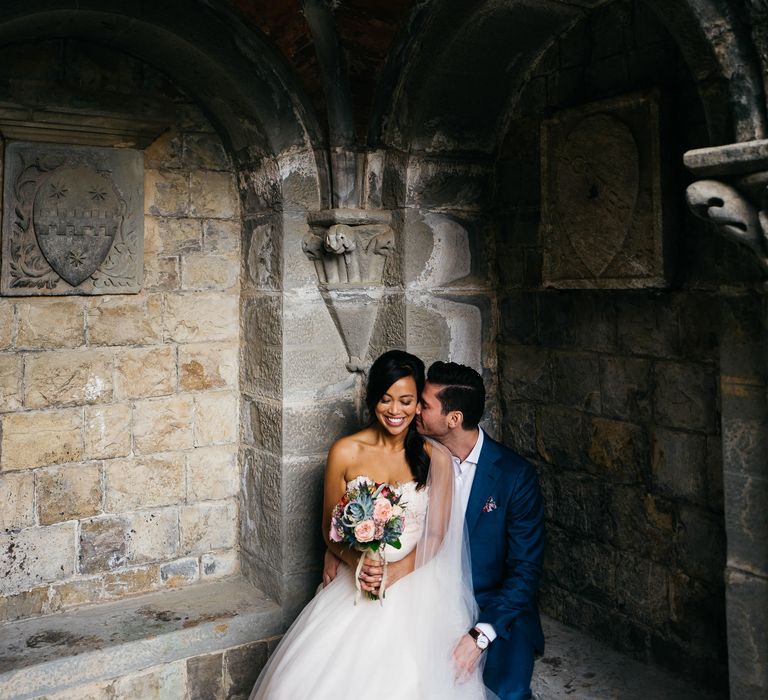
[465,438,502,535]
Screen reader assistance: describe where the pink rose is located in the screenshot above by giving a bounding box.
[374,523,384,540]
[329,519,342,542]
[373,497,393,523]
[354,519,376,543]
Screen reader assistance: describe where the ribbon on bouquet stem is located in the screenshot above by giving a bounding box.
[353,547,388,605]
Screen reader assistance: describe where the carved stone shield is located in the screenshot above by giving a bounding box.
[553,114,639,278]
[32,166,124,287]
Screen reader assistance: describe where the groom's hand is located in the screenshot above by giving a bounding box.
[452,634,483,682]
[322,549,341,587]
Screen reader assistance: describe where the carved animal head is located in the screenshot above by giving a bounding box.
[324,224,357,254]
[302,233,325,260]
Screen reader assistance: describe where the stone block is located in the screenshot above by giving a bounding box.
[180,500,237,555]
[189,170,238,219]
[243,294,282,347]
[111,661,186,699]
[181,253,239,291]
[114,346,175,399]
[535,405,587,469]
[187,652,224,700]
[125,507,180,565]
[144,128,182,169]
[608,487,675,561]
[79,515,129,573]
[87,295,163,346]
[243,215,282,291]
[537,291,617,351]
[405,158,492,211]
[105,454,185,511]
[180,342,238,391]
[24,349,113,408]
[241,448,281,546]
[502,401,537,458]
[0,353,22,412]
[0,471,35,531]
[145,216,202,256]
[614,552,669,626]
[133,395,194,454]
[651,427,707,503]
[654,362,717,432]
[551,351,601,412]
[599,355,652,421]
[102,564,160,598]
[16,299,84,349]
[37,463,102,525]
[241,398,282,453]
[84,403,132,460]
[0,522,76,595]
[724,472,768,578]
[283,400,357,457]
[677,293,719,363]
[0,302,12,350]
[187,445,239,501]
[0,585,53,622]
[224,641,270,700]
[677,504,727,583]
[194,391,238,445]
[52,576,104,609]
[204,219,240,253]
[201,550,239,580]
[706,435,724,512]
[163,292,239,343]
[159,556,199,587]
[184,133,230,170]
[145,168,189,217]
[721,388,768,479]
[1,408,83,471]
[587,417,646,483]
[144,254,180,291]
[539,468,611,541]
[615,294,679,358]
[284,458,325,517]
[282,345,351,395]
[499,292,538,345]
[242,341,282,399]
[499,346,552,402]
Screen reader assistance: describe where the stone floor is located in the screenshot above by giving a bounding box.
[532,617,725,700]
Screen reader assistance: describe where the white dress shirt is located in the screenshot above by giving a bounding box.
[451,429,497,643]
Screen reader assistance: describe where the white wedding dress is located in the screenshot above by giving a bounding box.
[250,445,491,699]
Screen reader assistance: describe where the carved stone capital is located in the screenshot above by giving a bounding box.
[684,140,768,274]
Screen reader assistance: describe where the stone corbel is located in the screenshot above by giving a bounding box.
[303,208,395,372]
[684,139,768,274]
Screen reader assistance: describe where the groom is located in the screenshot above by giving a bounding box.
[416,361,544,700]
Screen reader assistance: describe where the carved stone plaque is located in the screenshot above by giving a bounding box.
[2,142,143,295]
[541,92,670,289]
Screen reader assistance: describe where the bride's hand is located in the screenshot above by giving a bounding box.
[358,556,384,592]
[452,634,483,682]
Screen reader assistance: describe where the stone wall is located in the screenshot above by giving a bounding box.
[0,41,241,620]
[496,0,736,688]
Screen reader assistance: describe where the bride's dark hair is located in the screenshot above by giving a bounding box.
[365,350,429,488]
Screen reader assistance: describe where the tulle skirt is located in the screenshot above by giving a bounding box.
[250,562,489,699]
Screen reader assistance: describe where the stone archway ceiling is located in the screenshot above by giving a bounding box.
[0,0,324,157]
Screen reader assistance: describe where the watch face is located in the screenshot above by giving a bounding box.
[477,635,489,650]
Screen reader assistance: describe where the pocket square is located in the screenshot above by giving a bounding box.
[482,496,497,513]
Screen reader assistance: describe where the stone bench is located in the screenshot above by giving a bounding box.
[0,577,281,699]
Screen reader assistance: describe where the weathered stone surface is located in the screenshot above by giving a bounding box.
[0,471,35,531]
[243,216,282,291]
[144,254,180,291]
[705,435,724,511]
[203,219,239,253]
[224,641,270,700]
[184,133,230,171]
[180,342,238,391]
[283,400,357,457]
[614,552,669,626]
[651,427,707,503]
[125,508,179,565]
[87,296,163,346]
[181,253,238,290]
[654,362,717,432]
[552,351,601,412]
[243,294,282,346]
[599,355,652,421]
[159,557,199,587]
[52,576,104,610]
[16,299,84,349]
[0,522,76,595]
[114,346,175,399]
[145,169,189,217]
[84,403,132,460]
[37,463,102,525]
[1,408,83,471]
[187,652,224,700]
[241,398,282,453]
[180,500,237,555]
[201,550,239,580]
[111,661,186,699]
[724,472,768,578]
[189,170,237,218]
[0,353,22,412]
[608,487,675,561]
[79,515,129,573]
[133,395,194,454]
[24,349,113,408]
[0,303,12,350]
[502,400,537,458]
[102,564,160,598]
[187,445,239,501]
[615,294,679,358]
[499,346,552,402]
[145,216,202,255]
[242,337,282,398]
[0,584,53,622]
[587,417,645,482]
[405,159,492,211]
[539,467,611,541]
[499,292,538,345]
[536,405,587,469]
[105,455,185,511]
[677,505,727,583]
[163,293,239,343]
[194,391,238,445]
[144,128,182,170]
[537,292,617,351]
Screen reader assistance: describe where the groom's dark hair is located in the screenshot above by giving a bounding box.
[427,362,485,430]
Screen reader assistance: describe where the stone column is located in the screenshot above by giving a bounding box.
[685,140,768,699]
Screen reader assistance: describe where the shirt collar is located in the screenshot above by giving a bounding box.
[454,428,484,473]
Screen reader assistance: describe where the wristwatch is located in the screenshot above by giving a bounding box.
[468,627,490,651]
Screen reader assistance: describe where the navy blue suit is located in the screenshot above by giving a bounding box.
[466,434,545,700]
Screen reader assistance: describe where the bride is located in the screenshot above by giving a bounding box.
[250,350,491,699]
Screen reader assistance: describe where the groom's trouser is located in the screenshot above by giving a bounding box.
[482,622,536,700]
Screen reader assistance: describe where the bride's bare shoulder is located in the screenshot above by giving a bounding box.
[328,427,376,464]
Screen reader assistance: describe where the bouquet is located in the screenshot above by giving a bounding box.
[329,477,406,602]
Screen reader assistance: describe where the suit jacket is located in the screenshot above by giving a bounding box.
[466,433,545,653]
